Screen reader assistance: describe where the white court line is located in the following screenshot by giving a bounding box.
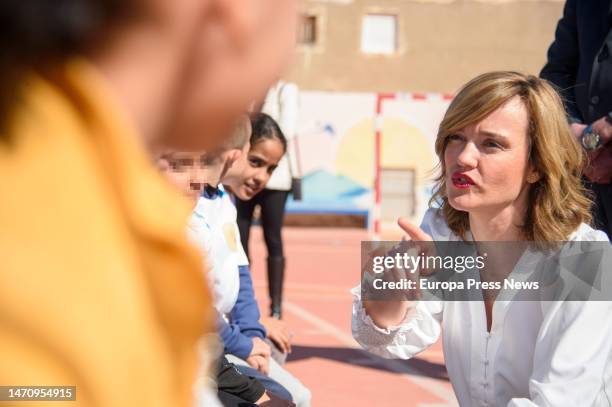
[284,301,458,407]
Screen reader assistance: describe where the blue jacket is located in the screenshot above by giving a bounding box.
[218,265,267,359]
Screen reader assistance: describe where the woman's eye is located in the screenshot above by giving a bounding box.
[249,158,262,167]
[447,134,463,142]
[483,139,502,149]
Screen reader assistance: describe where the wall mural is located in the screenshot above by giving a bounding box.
[287,91,452,225]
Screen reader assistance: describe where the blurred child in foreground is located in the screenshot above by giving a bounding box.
[0,0,297,405]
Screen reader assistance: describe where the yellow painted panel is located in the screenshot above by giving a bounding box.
[335,117,437,188]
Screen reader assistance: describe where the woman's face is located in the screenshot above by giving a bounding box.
[444,96,538,215]
[228,138,285,200]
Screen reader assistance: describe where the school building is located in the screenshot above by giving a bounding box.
[281,0,564,230]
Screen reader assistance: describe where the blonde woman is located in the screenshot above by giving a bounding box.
[353,72,612,406]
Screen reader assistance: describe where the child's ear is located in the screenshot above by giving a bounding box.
[228,149,242,165]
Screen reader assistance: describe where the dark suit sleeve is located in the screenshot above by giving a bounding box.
[540,0,583,121]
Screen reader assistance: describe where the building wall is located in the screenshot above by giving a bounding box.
[285,0,564,93]
[289,91,451,225]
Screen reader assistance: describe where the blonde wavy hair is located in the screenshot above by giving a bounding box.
[430,71,592,241]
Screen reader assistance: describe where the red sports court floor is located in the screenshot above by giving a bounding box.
[248,226,458,407]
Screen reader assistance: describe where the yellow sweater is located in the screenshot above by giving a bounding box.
[0,60,213,406]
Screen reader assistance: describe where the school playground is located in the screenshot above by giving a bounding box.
[248,225,458,407]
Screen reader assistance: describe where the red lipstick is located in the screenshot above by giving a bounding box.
[451,172,475,189]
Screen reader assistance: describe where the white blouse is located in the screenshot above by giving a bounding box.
[352,209,612,406]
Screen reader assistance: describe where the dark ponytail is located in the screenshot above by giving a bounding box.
[0,0,134,134]
[249,112,287,153]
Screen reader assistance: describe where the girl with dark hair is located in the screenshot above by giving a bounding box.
[225,113,288,196]
[234,111,293,319]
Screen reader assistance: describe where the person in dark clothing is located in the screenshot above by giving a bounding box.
[216,355,295,407]
[236,189,288,318]
[217,355,265,405]
[232,363,293,403]
[541,0,612,237]
[236,90,298,319]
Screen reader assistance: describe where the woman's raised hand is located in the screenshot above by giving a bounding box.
[397,218,433,242]
[397,218,437,276]
[361,218,435,329]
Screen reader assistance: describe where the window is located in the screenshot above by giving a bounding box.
[361,14,397,55]
[298,15,317,45]
[380,168,416,221]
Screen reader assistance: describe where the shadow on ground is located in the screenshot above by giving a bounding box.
[287,345,449,381]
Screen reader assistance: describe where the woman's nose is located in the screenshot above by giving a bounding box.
[455,142,478,168]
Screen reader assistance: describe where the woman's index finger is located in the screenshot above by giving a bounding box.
[397,218,433,241]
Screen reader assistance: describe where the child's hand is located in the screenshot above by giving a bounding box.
[262,317,292,354]
[247,354,270,375]
[248,338,271,374]
[257,390,296,406]
[256,391,271,404]
[250,337,272,358]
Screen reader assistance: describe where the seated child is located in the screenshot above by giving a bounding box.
[157,135,293,407]
[192,114,311,407]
